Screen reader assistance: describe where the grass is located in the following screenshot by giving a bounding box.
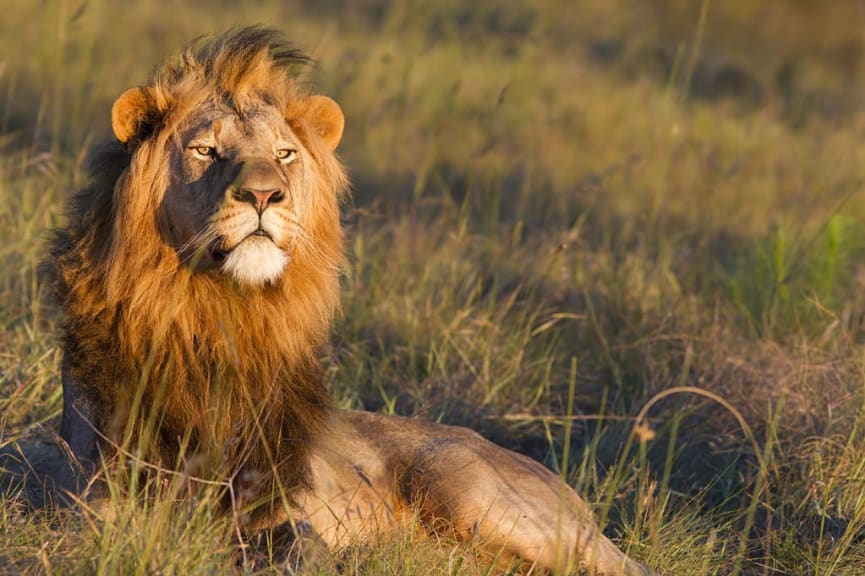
[4,0,865,573]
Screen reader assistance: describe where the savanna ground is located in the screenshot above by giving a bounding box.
[3,0,865,574]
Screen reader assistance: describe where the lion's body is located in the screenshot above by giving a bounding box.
[4,28,650,575]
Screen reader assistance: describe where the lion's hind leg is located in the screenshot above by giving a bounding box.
[400,427,652,576]
[325,411,651,574]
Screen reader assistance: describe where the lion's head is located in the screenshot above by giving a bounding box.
[111,29,346,288]
[50,28,349,510]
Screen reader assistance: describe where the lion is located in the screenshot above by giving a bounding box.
[2,28,651,576]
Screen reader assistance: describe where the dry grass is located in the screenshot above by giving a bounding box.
[4,0,865,574]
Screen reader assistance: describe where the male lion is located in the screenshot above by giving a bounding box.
[4,28,651,575]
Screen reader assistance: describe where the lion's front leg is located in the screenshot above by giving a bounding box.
[0,371,98,506]
[59,370,101,482]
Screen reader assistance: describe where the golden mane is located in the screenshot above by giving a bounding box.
[47,28,348,512]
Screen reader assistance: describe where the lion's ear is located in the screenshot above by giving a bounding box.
[111,87,163,145]
[298,95,344,151]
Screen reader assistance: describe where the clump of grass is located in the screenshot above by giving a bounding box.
[728,213,858,338]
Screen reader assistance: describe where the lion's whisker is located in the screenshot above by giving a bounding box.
[292,229,341,271]
[178,226,221,264]
[283,219,342,271]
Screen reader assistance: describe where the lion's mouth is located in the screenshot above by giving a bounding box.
[207,238,229,264]
[210,247,228,264]
[208,229,274,263]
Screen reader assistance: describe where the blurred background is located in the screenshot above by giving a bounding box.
[4,1,865,574]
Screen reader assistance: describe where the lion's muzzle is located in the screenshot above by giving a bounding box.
[214,157,293,286]
[231,158,287,215]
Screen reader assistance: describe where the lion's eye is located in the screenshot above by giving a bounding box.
[190,146,216,159]
[276,149,297,163]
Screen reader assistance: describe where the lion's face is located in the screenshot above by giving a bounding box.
[112,86,345,287]
[163,104,311,286]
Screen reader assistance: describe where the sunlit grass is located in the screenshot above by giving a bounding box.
[3,0,865,574]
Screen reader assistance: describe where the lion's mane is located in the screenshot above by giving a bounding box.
[47,28,348,513]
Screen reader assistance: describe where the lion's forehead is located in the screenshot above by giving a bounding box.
[178,103,298,153]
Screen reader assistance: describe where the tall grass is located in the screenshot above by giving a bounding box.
[4,0,865,574]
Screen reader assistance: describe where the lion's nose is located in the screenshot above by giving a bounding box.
[233,158,286,213]
[235,187,285,214]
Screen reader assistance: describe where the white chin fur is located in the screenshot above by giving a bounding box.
[221,238,288,286]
